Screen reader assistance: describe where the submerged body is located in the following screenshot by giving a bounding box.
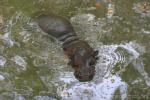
[36,14,98,82]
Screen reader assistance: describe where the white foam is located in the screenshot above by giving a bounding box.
[60,41,149,100]
[61,75,128,100]
[34,96,56,100]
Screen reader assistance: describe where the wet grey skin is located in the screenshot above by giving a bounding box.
[36,13,99,82]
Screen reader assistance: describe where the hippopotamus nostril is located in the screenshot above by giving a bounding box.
[89,61,95,66]
[74,67,95,82]
[88,75,94,81]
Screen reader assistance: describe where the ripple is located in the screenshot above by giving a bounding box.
[0,12,25,47]
[0,32,14,47]
[0,12,21,47]
[0,9,149,100]
[33,56,48,67]
[11,55,27,71]
[19,31,31,43]
[59,41,149,99]
[96,44,128,78]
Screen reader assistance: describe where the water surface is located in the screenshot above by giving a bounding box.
[0,0,150,100]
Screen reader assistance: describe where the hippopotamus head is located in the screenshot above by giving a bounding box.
[68,47,99,82]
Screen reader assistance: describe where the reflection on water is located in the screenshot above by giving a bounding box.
[0,0,150,100]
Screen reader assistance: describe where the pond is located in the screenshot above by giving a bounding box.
[0,0,150,100]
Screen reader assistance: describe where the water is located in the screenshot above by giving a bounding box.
[0,0,150,100]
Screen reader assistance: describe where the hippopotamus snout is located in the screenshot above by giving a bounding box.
[74,66,96,82]
[72,56,97,82]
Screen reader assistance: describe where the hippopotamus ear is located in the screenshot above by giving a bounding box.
[93,50,99,56]
[93,50,99,60]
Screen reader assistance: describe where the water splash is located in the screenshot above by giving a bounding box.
[59,41,149,100]
[59,72,76,84]
[61,75,128,100]
[0,13,148,100]
[119,42,150,87]
[0,74,5,81]
[0,3,149,99]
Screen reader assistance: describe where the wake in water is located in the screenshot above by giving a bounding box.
[60,41,150,100]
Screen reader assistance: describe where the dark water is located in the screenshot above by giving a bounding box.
[0,0,150,100]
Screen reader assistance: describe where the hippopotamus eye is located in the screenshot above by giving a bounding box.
[89,61,95,66]
[95,57,99,60]
[93,50,99,57]
[93,50,99,60]
[73,65,79,68]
